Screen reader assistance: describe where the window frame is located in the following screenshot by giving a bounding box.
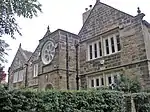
[87,33,121,61]
[18,70,24,82]
[88,75,105,88]
[13,72,18,83]
[13,69,24,83]
[33,64,38,77]
[103,34,121,56]
[106,72,120,86]
[87,41,103,60]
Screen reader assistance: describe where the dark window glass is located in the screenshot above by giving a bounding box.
[101,78,104,85]
[99,42,102,56]
[116,35,121,51]
[105,39,109,54]
[91,79,94,87]
[96,78,99,86]
[94,44,97,58]
[89,45,93,59]
[111,37,115,53]
[108,76,112,85]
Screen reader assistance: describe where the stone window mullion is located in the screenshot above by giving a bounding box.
[94,43,98,58]
[114,35,118,52]
[108,37,112,54]
[103,38,106,55]
[101,37,104,56]
[87,44,90,60]
[17,71,19,82]
[97,41,100,58]
[92,43,95,59]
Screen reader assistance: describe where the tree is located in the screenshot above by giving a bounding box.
[0,0,42,62]
[114,74,141,93]
[0,64,6,84]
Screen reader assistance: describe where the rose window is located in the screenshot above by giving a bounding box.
[41,41,55,65]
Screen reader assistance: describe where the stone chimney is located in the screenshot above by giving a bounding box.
[82,5,93,23]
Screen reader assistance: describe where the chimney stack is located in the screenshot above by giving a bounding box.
[82,5,93,23]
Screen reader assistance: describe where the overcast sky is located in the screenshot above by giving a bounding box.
[3,0,150,72]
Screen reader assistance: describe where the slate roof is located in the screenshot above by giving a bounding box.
[21,48,32,61]
[9,44,32,69]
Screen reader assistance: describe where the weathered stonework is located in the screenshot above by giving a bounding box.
[26,29,79,90]
[8,1,150,90]
[8,44,32,89]
[79,1,150,89]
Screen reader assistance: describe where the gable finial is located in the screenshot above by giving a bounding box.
[19,43,21,48]
[47,25,50,31]
[136,7,145,20]
[137,7,141,14]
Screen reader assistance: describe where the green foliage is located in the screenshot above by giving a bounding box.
[0,0,42,62]
[0,88,150,112]
[133,93,150,112]
[0,89,125,112]
[114,74,141,93]
[0,85,12,112]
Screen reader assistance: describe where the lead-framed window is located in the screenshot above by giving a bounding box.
[88,75,105,88]
[88,41,103,60]
[106,72,120,86]
[87,33,121,61]
[13,70,24,83]
[103,34,121,56]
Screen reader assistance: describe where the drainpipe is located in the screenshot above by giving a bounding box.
[74,41,79,90]
[25,63,28,88]
[66,34,69,90]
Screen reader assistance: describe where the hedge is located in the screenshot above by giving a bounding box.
[0,86,150,112]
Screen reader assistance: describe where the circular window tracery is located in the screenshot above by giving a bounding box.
[41,41,55,65]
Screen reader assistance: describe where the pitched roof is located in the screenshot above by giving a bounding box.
[9,44,32,69]
[21,48,32,61]
[78,1,134,35]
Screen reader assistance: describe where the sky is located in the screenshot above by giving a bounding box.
[3,0,150,73]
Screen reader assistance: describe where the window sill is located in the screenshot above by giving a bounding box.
[89,85,105,88]
[33,76,38,78]
[103,50,121,57]
[86,51,121,62]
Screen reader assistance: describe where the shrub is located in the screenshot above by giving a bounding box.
[114,74,141,93]
[0,85,12,112]
[133,93,150,112]
[0,88,150,112]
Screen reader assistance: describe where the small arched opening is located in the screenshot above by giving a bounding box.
[45,83,53,91]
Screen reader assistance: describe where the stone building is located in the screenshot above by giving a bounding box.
[8,28,79,90]
[8,0,150,90]
[79,1,150,89]
[8,44,32,89]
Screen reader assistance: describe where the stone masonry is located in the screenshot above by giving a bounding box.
[8,1,150,90]
[79,1,150,89]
